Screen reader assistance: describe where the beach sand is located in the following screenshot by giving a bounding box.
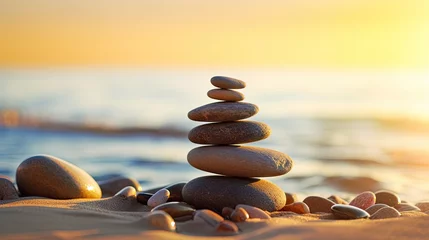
[1,195,428,240]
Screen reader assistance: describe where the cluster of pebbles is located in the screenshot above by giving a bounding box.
[1,76,429,235]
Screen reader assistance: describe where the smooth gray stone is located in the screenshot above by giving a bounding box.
[331,204,370,219]
[188,102,258,122]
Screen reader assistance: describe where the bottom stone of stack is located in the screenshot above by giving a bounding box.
[182,176,286,212]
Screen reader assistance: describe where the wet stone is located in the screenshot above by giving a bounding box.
[207,89,245,102]
[303,196,336,213]
[365,204,390,215]
[370,207,401,220]
[331,204,370,220]
[280,202,310,214]
[188,102,258,122]
[375,190,401,207]
[188,121,271,145]
[151,202,196,219]
[394,203,421,212]
[137,192,153,205]
[349,191,376,210]
[211,76,246,89]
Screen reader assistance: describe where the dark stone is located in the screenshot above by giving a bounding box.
[375,190,401,207]
[142,182,186,202]
[0,177,19,200]
[182,176,285,212]
[137,192,153,205]
[98,176,142,197]
[188,102,258,122]
[331,204,370,219]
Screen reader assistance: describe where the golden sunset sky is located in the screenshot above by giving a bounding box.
[0,0,428,68]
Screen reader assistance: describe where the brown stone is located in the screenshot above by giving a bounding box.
[16,155,101,199]
[151,202,196,219]
[98,176,141,197]
[328,195,348,205]
[349,191,376,210]
[182,176,286,212]
[216,220,239,234]
[281,202,310,214]
[194,209,224,227]
[230,207,249,222]
[416,202,429,212]
[188,102,258,122]
[370,207,401,219]
[142,182,186,202]
[303,196,335,213]
[375,190,401,207]
[0,177,19,200]
[188,145,293,177]
[235,204,271,219]
[188,121,270,145]
[207,89,244,102]
[365,204,390,215]
[114,186,136,198]
[394,203,421,212]
[221,207,235,219]
[145,210,176,232]
[285,192,299,205]
[211,76,246,89]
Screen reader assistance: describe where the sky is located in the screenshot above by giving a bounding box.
[0,0,428,68]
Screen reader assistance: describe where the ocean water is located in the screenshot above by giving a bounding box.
[1,68,429,202]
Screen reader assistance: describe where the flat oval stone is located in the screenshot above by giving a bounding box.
[98,176,141,197]
[188,146,293,177]
[211,76,246,89]
[207,89,244,102]
[416,201,429,212]
[182,176,286,212]
[365,204,390,215]
[189,121,270,145]
[375,190,400,207]
[235,204,271,219]
[328,195,349,205]
[331,204,370,220]
[370,207,401,219]
[145,210,176,232]
[142,182,186,202]
[151,202,196,218]
[194,209,224,227]
[16,155,101,199]
[280,202,310,214]
[114,186,136,198]
[285,192,299,205]
[394,203,421,212]
[188,102,258,122]
[303,196,336,213]
[216,220,239,234]
[148,189,170,208]
[349,191,376,210]
[137,192,153,205]
[0,177,19,200]
[230,207,249,222]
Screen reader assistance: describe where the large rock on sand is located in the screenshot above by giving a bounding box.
[188,121,270,144]
[16,155,101,199]
[188,102,258,122]
[182,176,286,212]
[188,145,293,177]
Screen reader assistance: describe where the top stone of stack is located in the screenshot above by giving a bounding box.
[211,76,246,89]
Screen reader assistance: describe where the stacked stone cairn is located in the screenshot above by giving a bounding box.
[182,76,294,213]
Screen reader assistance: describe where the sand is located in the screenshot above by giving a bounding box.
[1,196,428,240]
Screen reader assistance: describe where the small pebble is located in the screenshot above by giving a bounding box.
[145,210,176,232]
[280,202,310,214]
[303,196,335,213]
[114,186,136,198]
[207,89,244,102]
[222,207,235,219]
[375,190,401,207]
[365,204,390,215]
[211,76,246,89]
[349,191,376,210]
[394,203,421,212]
[0,177,19,200]
[415,201,429,212]
[331,204,370,220]
[136,192,153,205]
[194,209,224,227]
[147,189,170,208]
[328,195,348,205]
[235,204,271,219]
[230,207,249,222]
[98,176,142,197]
[216,220,239,234]
[151,202,196,219]
[370,207,401,219]
[164,182,187,202]
[285,192,299,205]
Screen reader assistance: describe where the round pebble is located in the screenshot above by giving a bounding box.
[349,191,376,210]
[235,204,271,219]
[331,204,370,220]
[211,76,246,89]
[145,210,176,232]
[394,203,421,212]
[280,202,310,214]
[230,207,249,222]
[328,195,348,205]
[151,202,196,219]
[216,220,239,234]
[188,146,293,177]
[188,121,270,145]
[137,192,153,205]
[188,102,258,122]
[143,182,186,202]
[16,155,101,199]
[365,204,390,215]
[370,207,401,219]
[285,192,299,205]
[416,201,429,212]
[98,176,141,197]
[0,177,19,200]
[207,89,244,102]
[182,176,286,212]
[114,186,136,198]
[303,196,336,213]
[147,189,170,208]
[222,207,235,219]
[194,209,224,227]
[375,190,401,207]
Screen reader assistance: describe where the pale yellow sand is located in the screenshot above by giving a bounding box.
[1,196,428,240]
